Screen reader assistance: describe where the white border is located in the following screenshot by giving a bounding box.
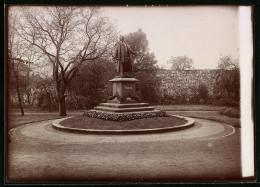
[239,6,254,178]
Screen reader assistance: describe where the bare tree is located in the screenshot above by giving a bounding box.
[217,54,239,70]
[8,11,41,115]
[8,16,24,115]
[16,6,117,116]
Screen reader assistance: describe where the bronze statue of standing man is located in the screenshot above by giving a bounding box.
[113,35,137,77]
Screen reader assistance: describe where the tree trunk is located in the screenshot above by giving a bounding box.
[59,95,67,116]
[15,81,24,116]
[43,86,52,111]
[48,93,52,112]
[51,94,56,110]
[26,91,30,106]
[54,60,68,116]
[11,59,25,116]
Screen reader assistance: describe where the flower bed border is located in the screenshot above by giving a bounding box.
[83,110,167,121]
[52,115,195,134]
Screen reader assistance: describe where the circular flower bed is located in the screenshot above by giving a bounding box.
[59,115,188,131]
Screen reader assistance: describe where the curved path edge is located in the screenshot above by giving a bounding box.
[52,115,195,134]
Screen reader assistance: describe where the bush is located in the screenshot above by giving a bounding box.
[198,83,209,102]
[189,95,200,104]
[212,97,239,107]
[219,107,240,118]
[212,69,240,107]
[207,97,214,105]
[199,99,206,104]
[65,95,88,110]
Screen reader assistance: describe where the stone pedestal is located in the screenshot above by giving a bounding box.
[86,77,158,119]
[94,102,154,113]
[108,77,139,104]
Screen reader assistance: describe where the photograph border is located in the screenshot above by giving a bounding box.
[3,0,259,185]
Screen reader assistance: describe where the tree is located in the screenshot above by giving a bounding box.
[198,83,209,103]
[33,75,58,111]
[124,29,161,103]
[168,56,194,70]
[67,58,115,109]
[124,29,148,64]
[16,7,117,116]
[8,11,41,115]
[217,54,239,70]
[214,54,240,106]
[8,59,27,115]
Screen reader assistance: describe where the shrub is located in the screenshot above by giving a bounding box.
[189,95,200,104]
[198,83,209,102]
[207,97,214,105]
[212,69,240,107]
[212,98,239,107]
[219,107,240,118]
[199,99,206,104]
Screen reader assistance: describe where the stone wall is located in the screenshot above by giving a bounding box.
[156,69,221,102]
[98,69,232,104]
[65,68,236,109]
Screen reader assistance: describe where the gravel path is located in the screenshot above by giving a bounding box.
[7,118,241,183]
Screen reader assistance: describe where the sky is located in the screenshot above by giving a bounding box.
[103,6,240,69]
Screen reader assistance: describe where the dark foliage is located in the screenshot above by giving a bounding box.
[198,83,209,104]
[213,69,240,107]
[66,58,115,109]
[125,29,161,103]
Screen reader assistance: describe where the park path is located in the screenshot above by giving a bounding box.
[7,117,241,183]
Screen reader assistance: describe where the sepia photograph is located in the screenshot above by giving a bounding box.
[5,5,254,183]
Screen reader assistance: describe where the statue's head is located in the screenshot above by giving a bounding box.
[119,35,124,42]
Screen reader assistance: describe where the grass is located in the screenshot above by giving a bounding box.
[7,109,83,130]
[7,105,240,131]
[8,114,62,130]
[153,105,240,128]
[166,111,240,128]
[220,107,240,118]
[60,115,188,130]
[154,105,225,111]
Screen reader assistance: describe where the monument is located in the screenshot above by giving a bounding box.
[84,36,165,120]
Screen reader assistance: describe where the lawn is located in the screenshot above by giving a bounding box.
[153,105,240,128]
[7,105,240,131]
[166,111,240,128]
[8,114,62,130]
[60,115,188,130]
[7,109,83,130]
[154,105,225,111]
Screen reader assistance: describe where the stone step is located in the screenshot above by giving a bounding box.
[94,106,154,113]
[99,103,149,108]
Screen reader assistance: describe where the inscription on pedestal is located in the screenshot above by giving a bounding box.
[124,86,133,90]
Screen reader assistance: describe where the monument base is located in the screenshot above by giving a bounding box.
[108,77,139,104]
[94,103,154,113]
[84,77,162,121]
